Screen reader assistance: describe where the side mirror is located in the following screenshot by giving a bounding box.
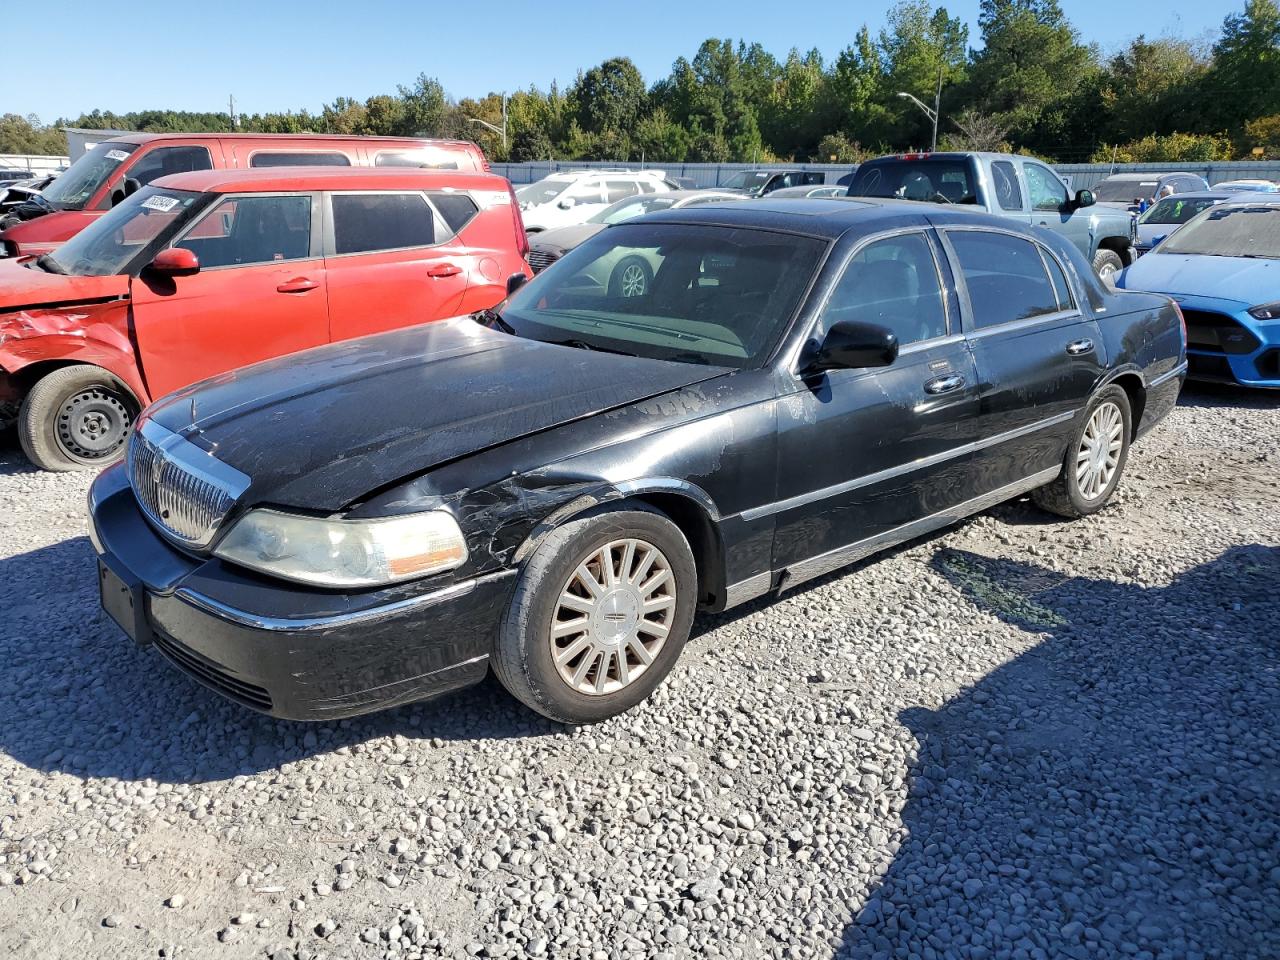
[1074,189,1095,209]
[557,197,576,210]
[809,320,898,372]
[147,247,200,276]
[506,272,529,296]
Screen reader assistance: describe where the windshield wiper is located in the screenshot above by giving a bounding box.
[542,338,637,357]
[473,308,516,334]
[34,254,66,275]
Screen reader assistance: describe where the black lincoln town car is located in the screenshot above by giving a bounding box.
[89,199,1186,724]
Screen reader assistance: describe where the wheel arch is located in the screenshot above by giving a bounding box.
[1,338,147,410]
[1097,368,1146,439]
[1096,234,1135,267]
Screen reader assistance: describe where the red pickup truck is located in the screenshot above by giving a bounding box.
[0,167,530,471]
[0,132,490,259]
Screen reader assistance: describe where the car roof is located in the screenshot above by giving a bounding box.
[1214,197,1280,210]
[638,196,1018,240]
[150,167,509,194]
[538,169,666,181]
[1150,190,1238,201]
[1098,172,1195,181]
[105,131,478,148]
[668,190,743,203]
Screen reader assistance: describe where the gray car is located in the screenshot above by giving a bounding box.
[1133,191,1239,255]
[1092,171,1209,212]
[525,190,745,286]
[765,184,849,199]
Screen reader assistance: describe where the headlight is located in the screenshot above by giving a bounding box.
[213,509,468,587]
[1247,302,1280,321]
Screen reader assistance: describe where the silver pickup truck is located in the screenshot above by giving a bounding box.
[846,152,1137,282]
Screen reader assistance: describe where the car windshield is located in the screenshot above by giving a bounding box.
[1139,197,1222,225]
[1159,204,1280,259]
[42,186,206,276]
[1218,181,1278,192]
[497,222,825,368]
[588,196,678,224]
[516,180,569,206]
[1094,179,1158,202]
[39,142,138,210]
[848,160,977,204]
[721,172,772,191]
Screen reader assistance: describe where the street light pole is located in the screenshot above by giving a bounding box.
[897,65,944,152]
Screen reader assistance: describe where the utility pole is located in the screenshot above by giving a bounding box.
[228,94,238,130]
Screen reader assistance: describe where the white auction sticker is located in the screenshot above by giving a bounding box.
[141,195,180,213]
[105,149,130,162]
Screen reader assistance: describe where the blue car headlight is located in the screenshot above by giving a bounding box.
[1247,302,1280,321]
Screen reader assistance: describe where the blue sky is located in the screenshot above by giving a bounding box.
[25,0,1231,123]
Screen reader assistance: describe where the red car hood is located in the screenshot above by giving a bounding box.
[0,258,129,312]
[1,209,92,252]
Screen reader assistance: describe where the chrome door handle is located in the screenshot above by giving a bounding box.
[924,374,966,394]
[1066,338,1094,356]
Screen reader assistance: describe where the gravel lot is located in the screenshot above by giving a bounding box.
[0,385,1277,960]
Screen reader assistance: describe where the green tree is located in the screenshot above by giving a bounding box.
[1205,0,1280,133]
[0,114,68,155]
[881,2,968,146]
[572,58,647,137]
[632,107,690,162]
[825,28,892,147]
[1098,36,1210,141]
[759,48,826,159]
[395,74,453,137]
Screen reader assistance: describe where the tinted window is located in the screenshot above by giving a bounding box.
[127,146,213,187]
[429,192,479,234]
[1094,178,1158,202]
[500,223,825,368]
[1161,204,1280,258]
[375,151,458,170]
[177,194,312,268]
[1139,196,1222,225]
[949,231,1063,328]
[1042,250,1075,311]
[991,161,1023,211]
[250,152,351,168]
[333,192,434,254]
[849,159,976,204]
[822,233,947,346]
[1025,164,1067,211]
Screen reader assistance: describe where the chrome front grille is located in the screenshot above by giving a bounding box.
[128,419,251,549]
[526,249,560,273]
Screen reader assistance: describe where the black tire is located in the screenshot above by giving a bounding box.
[608,256,653,299]
[493,504,698,723]
[1092,248,1124,286]
[18,366,137,472]
[1032,385,1132,519]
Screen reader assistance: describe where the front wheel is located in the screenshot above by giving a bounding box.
[1092,248,1124,286]
[1032,385,1132,518]
[18,366,138,472]
[608,257,653,299]
[493,505,697,723]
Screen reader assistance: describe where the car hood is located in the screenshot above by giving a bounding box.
[146,317,731,511]
[0,209,87,248]
[1118,251,1279,304]
[529,222,605,253]
[0,257,129,312]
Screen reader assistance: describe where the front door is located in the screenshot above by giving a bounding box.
[941,226,1107,488]
[769,230,982,577]
[323,190,471,341]
[1024,160,1091,259]
[130,192,327,399]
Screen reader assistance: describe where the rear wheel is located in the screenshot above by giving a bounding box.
[1033,385,1131,518]
[609,257,652,299]
[18,366,137,472]
[493,505,697,723]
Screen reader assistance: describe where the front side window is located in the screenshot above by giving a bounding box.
[499,222,825,368]
[991,161,1023,211]
[250,151,351,168]
[948,231,1064,328]
[175,194,312,268]
[43,186,205,275]
[40,142,138,210]
[1160,204,1280,259]
[126,146,214,187]
[1025,164,1067,212]
[604,181,641,203]
[820,233,948,347]
[332,192,435,254]
[567,181,604,204]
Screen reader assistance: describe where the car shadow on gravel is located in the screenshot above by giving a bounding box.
[0,536,557,784]
[1178,382,1280,410]
[837,544,1280,959]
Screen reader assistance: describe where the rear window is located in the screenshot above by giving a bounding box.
[251,152,352,168]
[332,192,435,254]
[848,159,977,204]
[1094,178,1157,202]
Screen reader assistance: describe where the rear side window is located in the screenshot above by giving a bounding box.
[375,151,459,170]
[332,192,434,254]
[991,161,1023,211]
[821,233,948,346]
[948,231,1063,328]
[429,192,479,234]
[251,152,351,168]
[1041,250,1075,311]
[605,180,640,203]
[127,146,213,186]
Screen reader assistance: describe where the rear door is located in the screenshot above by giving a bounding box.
[130,192,327,398]
[987,158,1030,226]
[940,226,1106,490]
[769,229,982,574]
[323,190,473,341]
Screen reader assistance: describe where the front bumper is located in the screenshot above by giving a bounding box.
[1177,298,1280,389]
[89,464,516,721]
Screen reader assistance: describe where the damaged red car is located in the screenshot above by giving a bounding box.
[0,167,531,471]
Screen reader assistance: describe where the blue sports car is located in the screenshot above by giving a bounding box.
[1118,198,1280,388]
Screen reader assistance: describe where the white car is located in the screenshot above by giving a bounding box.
[516,170,675,232]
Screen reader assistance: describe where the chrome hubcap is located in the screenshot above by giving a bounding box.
[620,264,647,298]
[550,538,676,696]
[1076,401,1123,501]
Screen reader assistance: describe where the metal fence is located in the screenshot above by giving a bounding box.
[491,159,1280,190]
